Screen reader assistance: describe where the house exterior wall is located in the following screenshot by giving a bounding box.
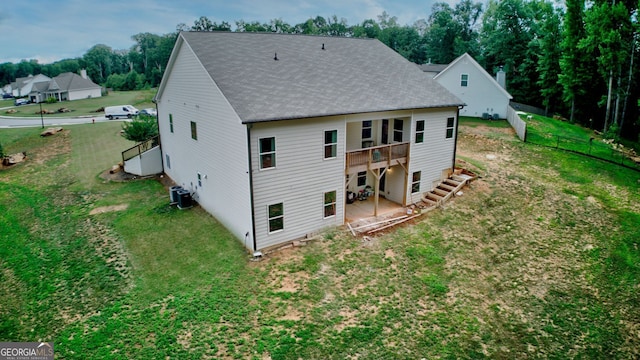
[250,116,346,250]
[13,74,50,97]
[407,108,459,204]
[68,88,102,101]
[435,59,510,119]
[157,42,254,249]
[123,146,163,176]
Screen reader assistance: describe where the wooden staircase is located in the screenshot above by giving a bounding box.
[346,169,477,236]
[421,172,475,209]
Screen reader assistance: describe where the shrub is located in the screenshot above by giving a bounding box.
[0,142,4,158]
[604,123,620,141]
[45,97,57,104]
[121,115,158,143]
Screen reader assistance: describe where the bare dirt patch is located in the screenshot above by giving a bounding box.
[89,204,129,215]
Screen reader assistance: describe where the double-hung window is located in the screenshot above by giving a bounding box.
[362,120,372,139]
[169,114,174,133]
[259,137,276,169]
[460,74,469,87]
[415,120,425,143]
[411,171,421,193]
[268,203,284,233]
[324,130,337,159]
[446,117,455,139]
[324,191,336,218]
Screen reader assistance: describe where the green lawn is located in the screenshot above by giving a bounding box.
[0,120,638,358]
[2,89,156,118]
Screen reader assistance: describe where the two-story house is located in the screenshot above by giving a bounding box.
[155,32,464,252]
[419,53,512,119]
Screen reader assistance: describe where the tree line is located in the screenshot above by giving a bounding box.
[1,0,638,140]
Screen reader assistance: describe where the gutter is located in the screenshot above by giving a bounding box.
[452,106,462,170]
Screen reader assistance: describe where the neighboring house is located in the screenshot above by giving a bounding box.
[30,70,102,102]
[11,74,51,97]
[7,70,101,102]
[419,53,512,119]
[155,32,464,252]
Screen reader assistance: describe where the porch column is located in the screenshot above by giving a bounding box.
[374,168,380,217]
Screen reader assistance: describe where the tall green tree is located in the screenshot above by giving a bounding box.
[82,44,115,84]
[425,3,458,64]
[536,4,564,115]
[453,0,483,57]
[581,1,632,131]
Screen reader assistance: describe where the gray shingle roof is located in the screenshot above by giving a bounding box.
[417,63,448,74]
[52,72,100,91]
[179,32,463,123]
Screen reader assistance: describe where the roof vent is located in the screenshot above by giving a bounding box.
[322,43,325,50]
[274,52,279,61]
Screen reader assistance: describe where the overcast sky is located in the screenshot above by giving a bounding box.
[0,0,453,64]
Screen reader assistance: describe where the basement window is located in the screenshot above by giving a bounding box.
[268,202,284,233]
[411,171,421,193]
[259,137,276,169]
[324,191,336,218]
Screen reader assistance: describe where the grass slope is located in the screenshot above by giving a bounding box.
[0,117,638,359]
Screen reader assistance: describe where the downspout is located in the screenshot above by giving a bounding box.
[452,106,462,170]
[246,124,258,252]
[153,97,164,169]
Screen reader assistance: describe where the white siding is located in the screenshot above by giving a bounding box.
[251,116,346,250]
[68,88,102,100]
[407,108,458,204]
[157,42,254,250]
[124,146,163,176]
[436,58,510,119]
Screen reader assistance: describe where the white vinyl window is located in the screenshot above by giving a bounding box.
[268,203,284,233]
[460,74,469,87]
[323,191,336,218]
[415,120,425,143]
[259,137,276,169]
[324,130,337,159]
[411,171,421,193]
[446,117,455,139]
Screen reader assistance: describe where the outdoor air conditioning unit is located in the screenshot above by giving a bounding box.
[177,189,193,210]
[170,186,183,205]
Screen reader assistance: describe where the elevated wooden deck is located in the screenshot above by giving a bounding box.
[345,142,408,174]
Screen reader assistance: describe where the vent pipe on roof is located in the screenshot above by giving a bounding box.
[274,53,279,61]
[322,43,325,50]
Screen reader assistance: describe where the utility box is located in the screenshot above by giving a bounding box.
[177,189,193,209]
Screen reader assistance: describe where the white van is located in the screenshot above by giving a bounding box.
[105,105,139,119]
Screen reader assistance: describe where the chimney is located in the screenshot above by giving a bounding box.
[496,66,506,90]
[80,69,88,79]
